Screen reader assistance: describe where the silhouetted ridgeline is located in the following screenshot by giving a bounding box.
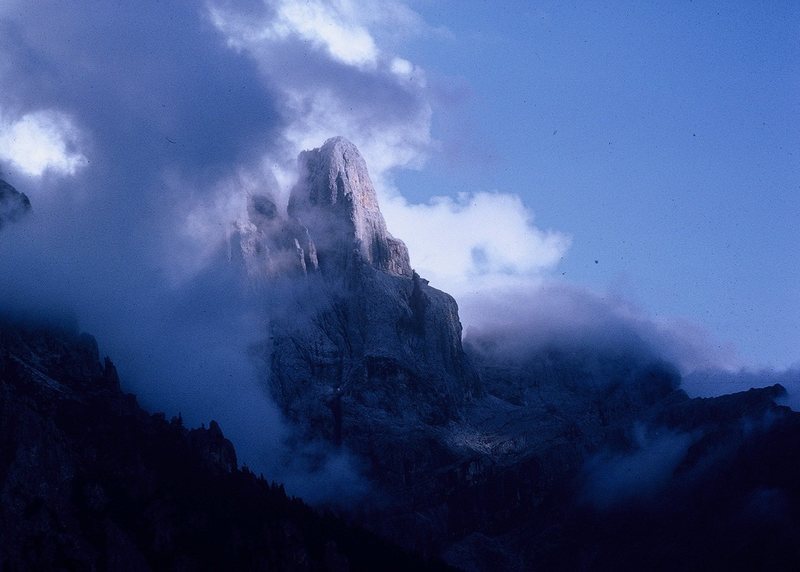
[0,317,452,571]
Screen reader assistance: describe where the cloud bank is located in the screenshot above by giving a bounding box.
[461,281,739,375]
[0,0,568,502]
[384,191,570,296]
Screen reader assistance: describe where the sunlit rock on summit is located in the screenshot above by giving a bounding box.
[289,136,413,277]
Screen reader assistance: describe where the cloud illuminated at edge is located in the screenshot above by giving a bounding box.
[0,109,88,178]
[383,191,571,297]
[206,0,568,297]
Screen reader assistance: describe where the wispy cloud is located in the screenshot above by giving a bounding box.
[208,0,433,179]
[582,425,694,509]
[461,281,740,374]
[384,191,570,295]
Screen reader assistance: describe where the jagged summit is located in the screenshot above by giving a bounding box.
[236,137,411,279]
[289,137,412,277]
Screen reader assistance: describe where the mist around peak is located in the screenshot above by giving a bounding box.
[1,1,795,536]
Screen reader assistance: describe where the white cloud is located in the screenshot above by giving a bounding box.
[458,281,740,374]
[207,1,570,300]
[209,0,380,68]
[276,0,379,68]
[383,191,570,296]
[280,86,431,182]
[390,57,413,76]
[0,109,87,177]
[207,0,433,181]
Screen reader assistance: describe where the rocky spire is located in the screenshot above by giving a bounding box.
[237,192,318,278]
[288,137,412,277]
[268,139,481,445]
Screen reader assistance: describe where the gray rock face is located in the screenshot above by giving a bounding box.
[236,137,480,485]
[0,179,31,230]
[235,193,318,278]
[289,137,412,277]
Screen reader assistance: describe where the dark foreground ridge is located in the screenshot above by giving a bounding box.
[0,317,453,571]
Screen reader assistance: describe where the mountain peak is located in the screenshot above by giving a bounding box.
[289,137,412,277]
[319,135,362,159]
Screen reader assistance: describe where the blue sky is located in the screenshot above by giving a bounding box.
[392,1,799,368]
[0,0,797,374]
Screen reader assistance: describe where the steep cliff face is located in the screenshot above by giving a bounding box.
[235,138,480,485]
[289,137,412,278]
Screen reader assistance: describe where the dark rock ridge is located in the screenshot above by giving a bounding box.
[0,318,452,571]
[0,179,31,230]
[445,341,800,571]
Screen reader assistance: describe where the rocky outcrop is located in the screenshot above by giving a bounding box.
[188,420,238,473]
[0,179,31,230]
[235,193,319,278]
[237,137,411,281]
[289,137,411,277]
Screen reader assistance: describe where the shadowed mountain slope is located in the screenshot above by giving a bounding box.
[0,317,452,571]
